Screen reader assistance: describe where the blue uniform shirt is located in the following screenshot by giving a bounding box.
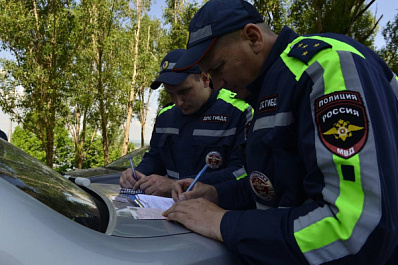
[218,27,398,265]
[137,88,253,185]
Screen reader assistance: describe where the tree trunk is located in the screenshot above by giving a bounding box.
[122,0,143,155]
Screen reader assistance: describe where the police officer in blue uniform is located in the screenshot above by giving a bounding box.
[164,0,398,264]
[0,129,7,141]
[119,49,253,197]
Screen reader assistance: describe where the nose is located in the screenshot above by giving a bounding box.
[174,95,184,107]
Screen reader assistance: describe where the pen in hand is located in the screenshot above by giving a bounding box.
[129,156,138,181]
[185,164,208,192]
[177,151,222,201]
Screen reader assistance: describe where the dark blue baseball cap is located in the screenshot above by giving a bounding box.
[173,0,264,71]
[150,49,202,89]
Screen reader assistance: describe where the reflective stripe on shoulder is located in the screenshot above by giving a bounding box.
[281,36,365,81]
[217,88,252,113]
[158,104,175,116]
[293,51,381,265]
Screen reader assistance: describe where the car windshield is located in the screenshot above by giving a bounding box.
[0,139,102,231]
[106,146,148,170]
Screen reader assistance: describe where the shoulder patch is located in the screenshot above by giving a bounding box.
[288,38,332,64]
[315,91,368,159]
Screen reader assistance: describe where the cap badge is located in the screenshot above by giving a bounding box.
[161,61,169,71]
[250,171,274,201]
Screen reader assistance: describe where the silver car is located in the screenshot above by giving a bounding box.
[0,139,239,264]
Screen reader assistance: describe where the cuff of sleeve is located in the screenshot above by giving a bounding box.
[220,210,245,253]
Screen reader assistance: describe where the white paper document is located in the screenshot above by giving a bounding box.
[135,194,174,211]
[126,194,175,219]
[128,206,167,219]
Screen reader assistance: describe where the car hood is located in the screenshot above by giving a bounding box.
[88,182,191,238]
[64,167,121,178]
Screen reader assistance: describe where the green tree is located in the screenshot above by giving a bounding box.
[11,126,46,163]
[378,13,398,74]
[81,0,131,164]
[133,16,162,147]
[156,0,200,109]
[121,1,164,153]
[252,0,288,33]
[288,0,379,45]
[11,125,75,172]
[0,0,87,168]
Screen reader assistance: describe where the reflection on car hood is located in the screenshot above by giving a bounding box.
[88,183,191,238]
[65,167,121,178]
[63,146,149,179]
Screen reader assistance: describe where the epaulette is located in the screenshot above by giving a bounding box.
[288,38,332,65]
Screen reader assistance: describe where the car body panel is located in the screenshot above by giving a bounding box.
[0,140,239,264]
[0,178,237,265]
[89,182,191,237]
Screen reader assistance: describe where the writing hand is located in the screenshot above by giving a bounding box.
[163,198,226,241]
[172,179,219,204]
[134,174,174,197]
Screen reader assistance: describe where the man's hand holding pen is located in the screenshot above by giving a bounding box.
[163,179,226,242]
[171,179,219,205]
[119,167,146,189]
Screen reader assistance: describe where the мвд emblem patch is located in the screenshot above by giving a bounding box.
[250,171,274,201]
[315,91,368,159]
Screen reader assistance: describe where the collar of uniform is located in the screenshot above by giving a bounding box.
[246,26,299,106]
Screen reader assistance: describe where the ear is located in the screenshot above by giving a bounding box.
[242,24,264,54]
[201,72,211,88]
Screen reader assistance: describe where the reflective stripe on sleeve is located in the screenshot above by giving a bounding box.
[166,169,179,179]
[233,167,247,180]
[292,51,381,265]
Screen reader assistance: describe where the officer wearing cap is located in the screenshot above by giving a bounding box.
[119,49,253,197]
[164,0,398,264]
[0,129,7,141]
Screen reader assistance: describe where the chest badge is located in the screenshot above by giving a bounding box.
[250,171,274,201]
[205,151,223,169]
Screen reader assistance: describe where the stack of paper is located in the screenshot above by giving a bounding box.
[127,194,175,220]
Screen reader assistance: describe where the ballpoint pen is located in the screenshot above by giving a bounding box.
[184,151,223,193]
[185,164,209,192]
[134,198,144,208]
[129,156,138,181]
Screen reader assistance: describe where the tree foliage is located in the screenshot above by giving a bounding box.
[156,0,201,109]
[378,13,398,74]
[11,125,75,172]
[0,0,395,170]
[0,0,87,168]
[287,0,379,46]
